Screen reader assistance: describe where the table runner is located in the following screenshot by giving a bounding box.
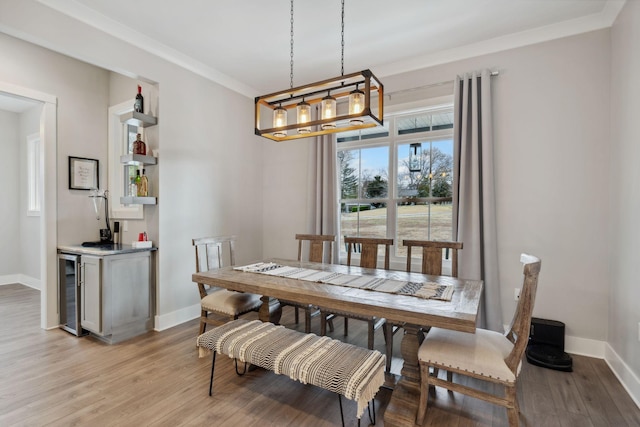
[235,262,454,301]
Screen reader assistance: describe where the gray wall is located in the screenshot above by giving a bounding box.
[0,109,20,278]
[609,0,640,395]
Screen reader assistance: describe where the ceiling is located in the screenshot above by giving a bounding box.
[38,0,624,97]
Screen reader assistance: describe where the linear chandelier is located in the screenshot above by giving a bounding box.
[254,0,384,142]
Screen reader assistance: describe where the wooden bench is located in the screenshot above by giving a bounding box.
[197,319,386,426]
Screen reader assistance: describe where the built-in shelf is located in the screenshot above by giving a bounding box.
[120,154,157,165]
[120,196,157,205]
[119,111,157,128]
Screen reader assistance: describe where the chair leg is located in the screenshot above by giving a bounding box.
[304,308,312,334]
[416,362,431,425]
[506,384,520,427]
[383,323,393,372]
[199,311,208,335]
[321,312,328,336]
[368,321,375,350]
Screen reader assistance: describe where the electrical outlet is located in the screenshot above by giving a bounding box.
[514,288,521,301]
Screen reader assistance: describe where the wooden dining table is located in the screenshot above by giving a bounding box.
[192,258,483,427]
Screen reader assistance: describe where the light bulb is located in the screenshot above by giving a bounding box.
[349,87,365,124]
[321,94,336,129]
[297,100,311,134]
[273,106,287,137]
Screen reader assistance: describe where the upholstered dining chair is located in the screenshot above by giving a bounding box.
[278,234,336,333]
[320,236,393,350]
[382,240,464,372]
[416,253,542,427]
[192,235,262,335]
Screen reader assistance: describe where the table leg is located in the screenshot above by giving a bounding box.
[258,296,282,324]
[383,324,425,427]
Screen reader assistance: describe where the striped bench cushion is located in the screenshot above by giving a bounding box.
[197,319,385,418]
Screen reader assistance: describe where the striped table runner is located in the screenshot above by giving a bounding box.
[235,262,454,301]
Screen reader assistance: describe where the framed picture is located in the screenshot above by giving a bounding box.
[69,156,99,190]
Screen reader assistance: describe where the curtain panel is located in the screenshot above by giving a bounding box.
[307,133,338,262]
[453,69,502,331]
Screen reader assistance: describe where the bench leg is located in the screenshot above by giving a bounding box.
[235,359,248,376]
[209,351,217,396]
[337,395,376,427]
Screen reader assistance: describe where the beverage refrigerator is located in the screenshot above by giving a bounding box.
[58,253,85,336]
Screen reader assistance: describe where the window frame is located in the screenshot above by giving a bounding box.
[336,96,455,267]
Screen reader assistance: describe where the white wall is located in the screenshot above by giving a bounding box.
[0,109,20,278]
[18,105,42,285]
[609,0,640,402]
[263,30,612,347]
[0,1,263,328]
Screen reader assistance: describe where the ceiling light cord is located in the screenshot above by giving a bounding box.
[341,0,345,77]
[290,0,294,89]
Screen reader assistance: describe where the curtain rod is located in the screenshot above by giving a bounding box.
[386,70,499,97]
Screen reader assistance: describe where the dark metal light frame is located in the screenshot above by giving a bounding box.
[255,69,384,142]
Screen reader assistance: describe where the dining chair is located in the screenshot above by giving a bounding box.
[382,240,464,372]
[320,236,393,350]
[416,253,542,427]
[192,235,262,335]
[279,234,336,333]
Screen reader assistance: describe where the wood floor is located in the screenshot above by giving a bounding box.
[1,283,639,426]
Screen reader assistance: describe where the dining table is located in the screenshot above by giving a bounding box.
[192,258,483,427]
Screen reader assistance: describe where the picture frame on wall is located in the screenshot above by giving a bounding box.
[69,156,99,190]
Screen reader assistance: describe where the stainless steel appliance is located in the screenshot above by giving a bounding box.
[58,253,85,336]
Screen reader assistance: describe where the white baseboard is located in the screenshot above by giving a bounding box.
[0,274,41,290]
[605,344,640,410]
[565,334,606,358]
[154,303,200,331]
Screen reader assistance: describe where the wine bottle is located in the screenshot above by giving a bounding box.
[135,170,142,197]
[134,85,144,113]
[132,133,146,155]
[139,169,149,197]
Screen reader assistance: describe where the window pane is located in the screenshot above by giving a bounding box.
[338,150,360,199]
[396,201,453,258]
[397,139,453,198]
[340,203,387,255]
[361,146,388,199]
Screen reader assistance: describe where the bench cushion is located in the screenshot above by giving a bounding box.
[197,319,385,418]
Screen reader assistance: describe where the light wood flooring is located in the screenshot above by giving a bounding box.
[1,283,639,426]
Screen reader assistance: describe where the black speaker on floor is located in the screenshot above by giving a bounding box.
[526,317,573,372]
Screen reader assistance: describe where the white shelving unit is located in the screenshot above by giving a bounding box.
[119,113,158,206]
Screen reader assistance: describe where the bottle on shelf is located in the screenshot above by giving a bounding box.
[129,175,137,198]
[139,169,149,197]
[135,170,142,197]
[132,133,146,155]
[134,85,144,113]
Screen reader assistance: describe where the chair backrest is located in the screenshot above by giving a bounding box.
[344,236,393,270]
[504,253,542,374]
[192,235,237,273]
[295,234,336,263]
[403,240,463,276]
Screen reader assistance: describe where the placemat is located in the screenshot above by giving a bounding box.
[235,262,453,301]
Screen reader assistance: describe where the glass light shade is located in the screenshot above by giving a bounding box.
[409,143,422,172]
[321,94,337,129]
[296,101,311,134]
[273,106,288,137]
[349,88,365,124]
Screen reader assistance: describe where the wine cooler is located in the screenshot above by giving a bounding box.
[58,253,85,336]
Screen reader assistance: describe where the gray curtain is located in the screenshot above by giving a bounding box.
[452,69,502,331]
[307,133,338,262]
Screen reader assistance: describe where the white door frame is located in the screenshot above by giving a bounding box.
[0,81,58,329]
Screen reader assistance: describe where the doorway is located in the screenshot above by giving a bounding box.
[0,82,57,330]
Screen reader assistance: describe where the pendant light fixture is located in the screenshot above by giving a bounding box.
[255,0,383,141]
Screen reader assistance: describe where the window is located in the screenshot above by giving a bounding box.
[337,102,454,263]
[26,133,41,216]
